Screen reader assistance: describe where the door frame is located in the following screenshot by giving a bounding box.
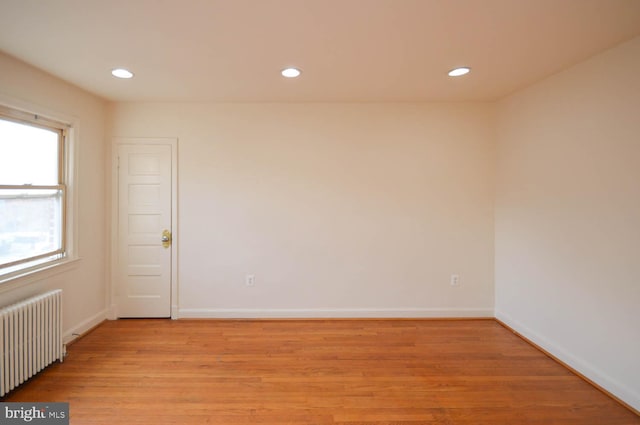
[110,137,179,319]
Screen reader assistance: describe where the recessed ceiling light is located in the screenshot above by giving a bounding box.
[281,67,302,78]
[111,68,134,79]
[448,67,470,77]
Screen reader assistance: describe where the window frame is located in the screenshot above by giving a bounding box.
[0,104,75,283]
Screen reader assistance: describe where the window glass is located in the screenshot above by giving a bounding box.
[0,119,59,185]
[0,114,66,277]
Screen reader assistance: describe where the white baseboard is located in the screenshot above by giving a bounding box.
[63,308,108,345]
[496,310,640,412]
[178,307,493,319]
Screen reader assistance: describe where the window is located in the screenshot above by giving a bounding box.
[0,106,69,279]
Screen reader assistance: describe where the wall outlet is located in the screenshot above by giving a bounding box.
[450,274,460,286]
[245,274,255,286]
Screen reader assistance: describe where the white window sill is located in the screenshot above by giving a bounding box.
[0,257,82,294]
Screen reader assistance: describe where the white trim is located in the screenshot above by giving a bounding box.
[109,143,118,321]
[108,303,118,320]
[0,93,78,129]
[178,307,494,319]
[66,123,80,262]
[0,257,81,295]
[110,137,179,320]
[496,310,640,412]
[62,308,108,345]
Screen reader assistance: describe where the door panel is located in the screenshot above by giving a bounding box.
[117,144,172,317]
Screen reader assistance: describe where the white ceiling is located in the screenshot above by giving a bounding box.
[1,0,639,102]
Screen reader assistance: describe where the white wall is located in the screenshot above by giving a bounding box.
[495,36,640,410]
[0,52,108,342]
[108,103,495,318]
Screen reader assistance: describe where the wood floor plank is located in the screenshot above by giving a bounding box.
[2,319,638,424]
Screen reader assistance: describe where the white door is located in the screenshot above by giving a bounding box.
[116,144,172,317]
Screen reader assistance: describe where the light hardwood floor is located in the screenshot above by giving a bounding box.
[3,319,638,424]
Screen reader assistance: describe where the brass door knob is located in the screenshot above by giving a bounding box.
[161,229,172,248]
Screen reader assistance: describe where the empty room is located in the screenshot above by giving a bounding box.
[0,0,639,423]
